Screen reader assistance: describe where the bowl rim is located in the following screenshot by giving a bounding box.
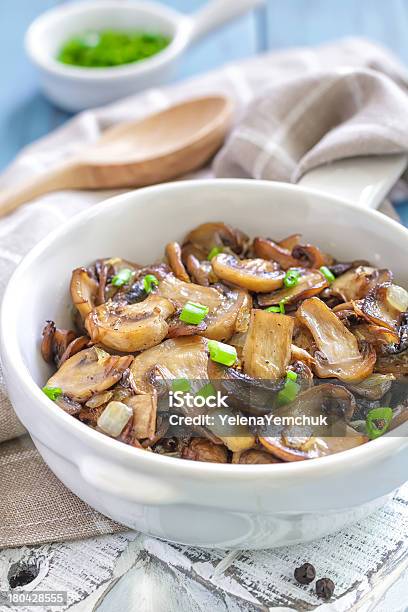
[2,178,407,479]
[25,0,189,81]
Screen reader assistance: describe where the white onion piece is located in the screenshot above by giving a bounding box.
[386,284,408,313]
[97,401,133,437]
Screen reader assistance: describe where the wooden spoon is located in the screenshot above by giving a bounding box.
[0,95,233,218]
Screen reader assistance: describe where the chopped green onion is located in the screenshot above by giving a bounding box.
[279,299,286,314]
[172,378,191,393]
[143,274,159,293]
[42,386,63,401]
[284,269,300,288]
[366,407,393,440]
[208,246,223,261]
[208,340,237,366]
[265,300,286,314]
[196,382,217,399]
[320,266,335,284]
[277,373,300,405]
[111,268,133,287]
[179,301,209,325]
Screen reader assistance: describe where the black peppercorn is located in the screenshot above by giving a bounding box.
[316,577,335,600]
[294,562,316,585]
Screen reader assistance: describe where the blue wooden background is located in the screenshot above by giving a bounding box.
[1,0,408,221]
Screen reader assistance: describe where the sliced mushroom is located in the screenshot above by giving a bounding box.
[375,349,408,376]
[233,449,282,464]
[258,384,365,461]
[253,237,298,269]
[243,309,293,379]
[260,427,367,461]
[291,344,315,368]
[258,268,328,307]
[212,254,284,292]
[202,287,252,341]
[354,283,408,332]
[292,244,330,269]
[185,254,213,286]
[297,297,376,382]
[41,321,81,367]
[165,242,190,282]
[58,335,90,368]
[183,222,248,258]
[131,336,209,393]
[85,295,175,352]
[207,407,256,452]
[157,273,222,312]
[124,393,157,439]
[278,234,301,251]
[55,395,82,416]
[351,323,399,349]
[167,316,207,338]
[41,321,56,363]
[347,373,395,400]
[46,346,132,402]
[208,359,284,416]
[181,438,228,463]
[70,268,98,321]
[331,266,393,302]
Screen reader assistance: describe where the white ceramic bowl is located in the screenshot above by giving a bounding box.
[2,175,408,549]
[25,0,263,112]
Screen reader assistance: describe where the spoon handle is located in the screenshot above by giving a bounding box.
[0,163,78,218]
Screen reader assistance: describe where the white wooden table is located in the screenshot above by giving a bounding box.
[1,483,407,611]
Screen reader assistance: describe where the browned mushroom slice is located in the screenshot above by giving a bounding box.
[351,323,399,349]
[253,237,299,269]
[131,336,209,393]
[258,384,365,461]
[375,349,408,376]
[206,406,256,453]
[297,297,376,382]
[292,244,331,269]
[85,295,175,352]
[183,222,249,257]
[41,321,80,367]
[258,269,328,307]
[242,310,293,379]
[347,373,395,400]
[165,242,190,282]
[157,273,222,312]
[185,254,212,286]
[124,393,157,439]
[46,347,132,402]
[354,283,408,332]
[233,449,282,464]
[182,438,229,463]
[167,316,207,338]
[331,266,393,302]
[211,254,284,293]
[55,395,82,416]
[260,427,368,461]
[278,234,302,251]
[202,287,252,342]
[58,335,90,368]
[208,359,284,416]
[70,268,98,321]
[41,321,56,363]
[290,344,315,368]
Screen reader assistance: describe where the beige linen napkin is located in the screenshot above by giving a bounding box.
[1,37,408,548]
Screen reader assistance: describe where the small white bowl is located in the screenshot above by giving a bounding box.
[25,0,264,112]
